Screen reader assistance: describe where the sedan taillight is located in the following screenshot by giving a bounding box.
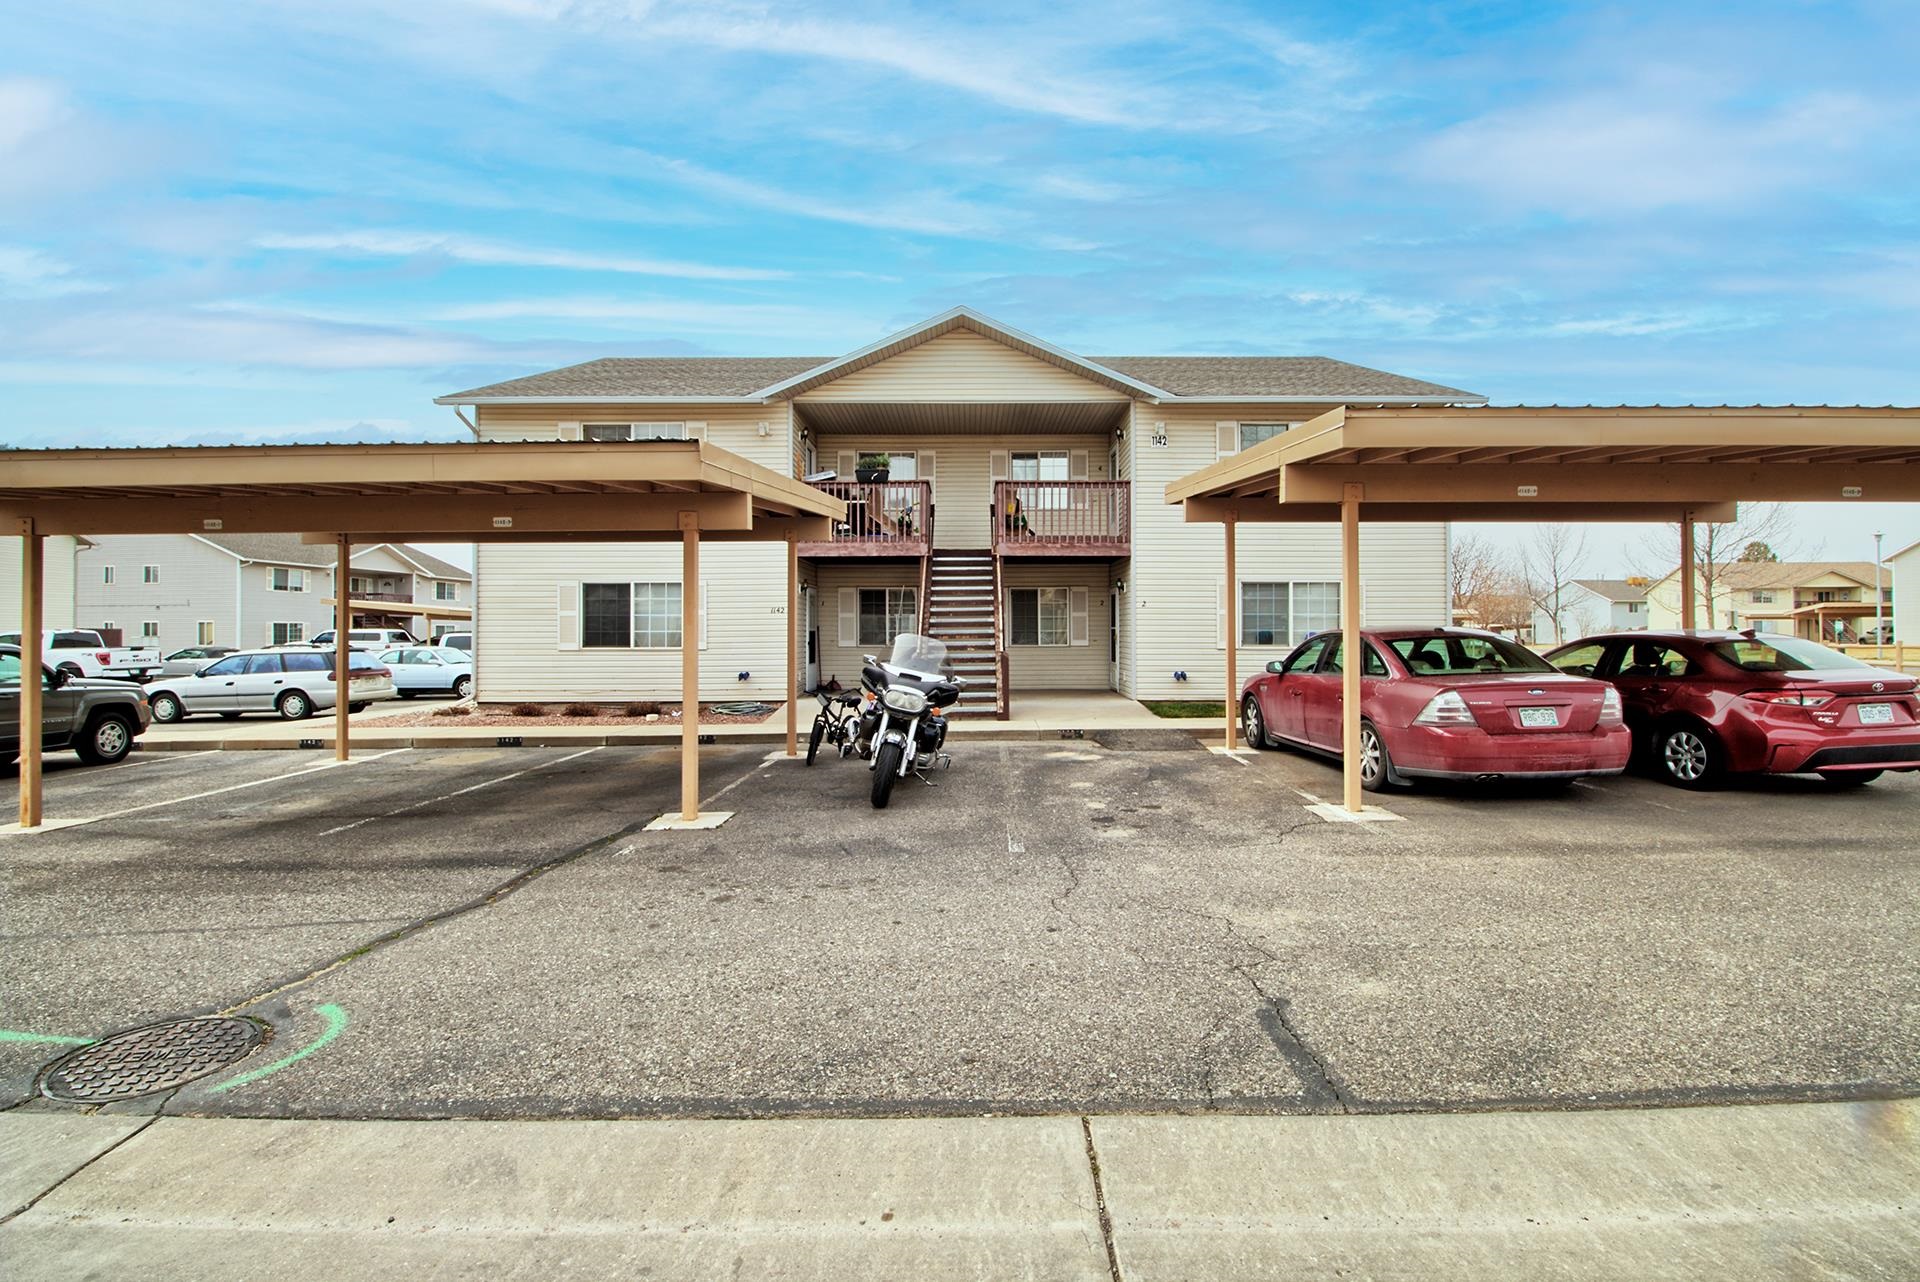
[1743,688,1838,708]
[1413,689,1475,726]
[1599,687,1623,726]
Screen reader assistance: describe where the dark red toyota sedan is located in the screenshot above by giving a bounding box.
[1240,628,1630,791]
[1544,630,1920,788]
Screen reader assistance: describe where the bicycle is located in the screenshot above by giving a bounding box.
[806,688,864,765]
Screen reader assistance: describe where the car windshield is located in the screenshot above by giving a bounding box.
[887,633,948,675]
[1389,634,1554,676]
[1709,636,1874,672]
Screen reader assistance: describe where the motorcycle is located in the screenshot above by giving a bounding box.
[854,633,965,808]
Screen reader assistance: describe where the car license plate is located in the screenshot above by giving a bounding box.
[1859,703,1895,725]
[1518,707,1558,728]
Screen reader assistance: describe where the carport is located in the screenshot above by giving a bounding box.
[2,440,845,830]
[1167,405,1920,815]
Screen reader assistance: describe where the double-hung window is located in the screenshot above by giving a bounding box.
[140,620,160,640]
[270,567,306,592]
[583,423,686,442]
[102,566,115,585]
[582,582,683,648]
[1239,581,1341,646]
[142,565,160,584]
[1010,450,1069,510]
[435,581,459,602]
[857,588,917,647]
[1238,422,1295,451]
[271,622,305,645]
[197,621,216,645]
[1008,588,1070,646]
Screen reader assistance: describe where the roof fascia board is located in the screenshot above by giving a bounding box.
[433,395,766,406]
[186,532,246,563]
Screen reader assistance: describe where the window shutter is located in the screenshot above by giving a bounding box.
[1069,450,1089,480]
[838,587,857,645]
[837,450,857,480]
[265,622,276,645]
[698,581,709,650]
[1216,580,1227,649]
[1216,422,1239,459]
[556,583,579,650]
[558,421,583,441]
[990,450,1009,482]
[686,421,706,441]
[1069,587,1089,645]
[920,450,935,501]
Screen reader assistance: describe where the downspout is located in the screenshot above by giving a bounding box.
[454,406,480,438]
[235,559,245,647]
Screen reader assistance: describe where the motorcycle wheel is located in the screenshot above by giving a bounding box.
[871,740,904,809]
[806,718,826,766]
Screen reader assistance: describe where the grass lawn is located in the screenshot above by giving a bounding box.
[1142,700,1227,718]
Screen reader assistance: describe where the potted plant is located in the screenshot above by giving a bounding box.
[855,452,890,483]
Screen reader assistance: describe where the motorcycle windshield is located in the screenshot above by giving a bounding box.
[887,633,949,676]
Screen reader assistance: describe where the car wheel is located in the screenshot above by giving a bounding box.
[1241,696,1270,750]
[1656,724,1723,789]
[452,675,473,700]
[1359,720,1394,793]
[74,714,134,765]
[1818,769,1882,788]
[219,712,242,720]
[149,692,185,723]
[277,690,312,721]
[348,702,369,713]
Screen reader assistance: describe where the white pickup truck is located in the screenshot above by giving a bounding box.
[0,629,164,682]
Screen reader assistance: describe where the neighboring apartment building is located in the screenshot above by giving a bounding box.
[343,543,474,640]
[436,307,1483,711]
[0,536,82,633]
[1644,561,1893,640]
[30,534,473,654]
[1530,578,1650,646]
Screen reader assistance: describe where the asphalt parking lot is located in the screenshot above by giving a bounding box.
[2,739,1915,1120]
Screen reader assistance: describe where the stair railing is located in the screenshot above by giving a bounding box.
[991,549,1009,720]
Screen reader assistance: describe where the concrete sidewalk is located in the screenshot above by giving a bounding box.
[4,1101,1915,1280]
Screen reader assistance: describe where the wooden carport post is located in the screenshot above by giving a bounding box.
[1678,510,1697,629]
[1223,512,1238,750]
[1340,484,1364,814]
[681,510,701,820]
[335,535,351,761]
[18,520,43,829]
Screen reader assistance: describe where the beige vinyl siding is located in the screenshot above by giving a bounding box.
[1003,562,1110,690]
[798,330,1130,403]
[809,562,920,691]
[1126,405,1449,700]
[819,437,1111,549]
[0,536,81,632]
[476,402,792,472]
[475,541,788,703]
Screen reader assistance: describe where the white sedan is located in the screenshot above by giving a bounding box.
[376,647,474,700]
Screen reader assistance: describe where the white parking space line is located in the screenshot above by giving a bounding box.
[317,746,605,837]
[1,750,413,837]
[700,752,782,809]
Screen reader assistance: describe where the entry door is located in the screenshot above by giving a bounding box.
[1108,587,1120,689]
[803,586,821,691]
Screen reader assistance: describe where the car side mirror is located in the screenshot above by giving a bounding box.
[49,666,69,688]
[1266,660,1287,674]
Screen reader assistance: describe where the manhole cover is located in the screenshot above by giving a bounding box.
[41,1017,266,1104]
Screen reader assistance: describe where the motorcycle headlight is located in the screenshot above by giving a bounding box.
[882,687,928,715]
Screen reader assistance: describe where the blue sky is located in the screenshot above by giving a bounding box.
[3,0,1917,569]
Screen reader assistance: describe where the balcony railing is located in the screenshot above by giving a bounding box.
[799,480,932,557]
[994,481,1130,556]
[349,590,415,603]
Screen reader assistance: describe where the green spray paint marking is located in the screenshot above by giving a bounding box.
[0,1029,94,1046]
[207,1004,348,1094]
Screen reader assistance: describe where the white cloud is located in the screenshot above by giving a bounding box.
[0,245,105,298]
[432,295,868,338]
[0,77,72,152]
[253,229,787,280]
[628,149,1007,238]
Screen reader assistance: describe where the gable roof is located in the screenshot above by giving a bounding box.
[1571,578,1649,602]
[380,543,473,581]
[436,307,1483,405]
[195,532,339,567]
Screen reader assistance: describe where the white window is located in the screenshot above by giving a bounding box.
[270,567,307,592]
[197,621,216,645]
[102,565,115,585]
[1626,601,1644,614]
[271,622,305,645]
[857,587,918,647]
[1010,451,1069,510]
[142,565,160,584]
[582,422,686,442]
[435,581,459,602]
[1238,422,1294,451]
[1009,587,1070,646]
[99,620,116,633]
[1750,589,1774,604]
[1240,581,1341,646]
[582,582,682,648]
[140,620,160,639]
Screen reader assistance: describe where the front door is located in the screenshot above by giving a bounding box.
[803,586,820,691]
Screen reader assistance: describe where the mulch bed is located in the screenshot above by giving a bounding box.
[383,701,782,728]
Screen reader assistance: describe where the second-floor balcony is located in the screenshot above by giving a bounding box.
[994,480,1130,557]
[350,589,416,604]
[799,480,933,557]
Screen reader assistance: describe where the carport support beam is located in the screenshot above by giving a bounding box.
[1223,514,1237,750]
[681,511,701,820]
[1341,484,1363,814]
[335,534,351,761]
[1679,510,1696,629]
[18,519,43,829]
[786,530,798,757]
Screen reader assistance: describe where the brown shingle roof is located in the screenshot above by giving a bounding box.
[1572,578,1649,602]
[391,544,472,582]
[440,353,1479,402]
[198,533,340,567]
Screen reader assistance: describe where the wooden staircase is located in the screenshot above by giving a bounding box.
[923,550,1004,717]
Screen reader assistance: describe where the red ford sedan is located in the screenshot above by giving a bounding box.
[1240,628,1631,791]
[1544,630,1920,788]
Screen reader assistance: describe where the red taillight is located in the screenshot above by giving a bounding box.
[1744,689,1837,708]
[96,651,111,663]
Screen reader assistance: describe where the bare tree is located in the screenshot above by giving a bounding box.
[1644,503,1803,627]
[1450,533,1533,634]
[1518,524,1590,645]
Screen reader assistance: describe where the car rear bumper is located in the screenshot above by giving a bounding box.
[1390,724,1633,779]
[1764,733,1920,773]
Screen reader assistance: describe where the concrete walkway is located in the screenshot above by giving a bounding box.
[3,1101,1914,1279]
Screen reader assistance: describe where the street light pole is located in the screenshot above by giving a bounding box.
[1874,531,1885,659]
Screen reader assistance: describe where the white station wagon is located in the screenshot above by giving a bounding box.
[144,648,396,722]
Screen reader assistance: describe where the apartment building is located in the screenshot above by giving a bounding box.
[1644,561,1892,640]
